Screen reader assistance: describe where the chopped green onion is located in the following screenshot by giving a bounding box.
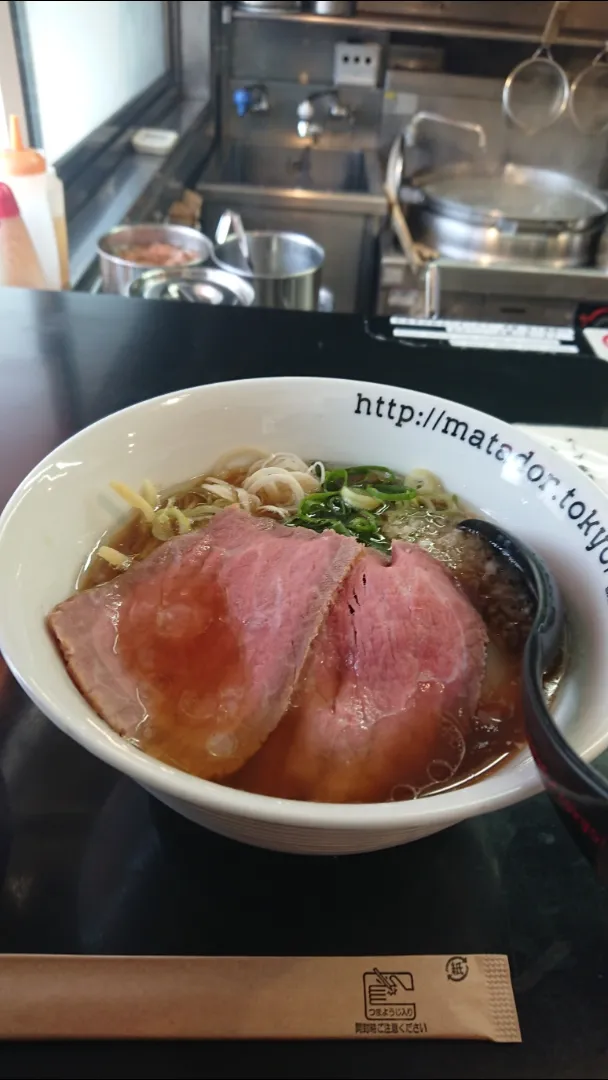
[297,492,344,520]
[330,521,354,537]
[346,466,397,486]
[323,468,348,492]
[303,516,343,530]
[285,461,412,555]
[347,513,379,536]
[365,484,416,503]
[341,485,382,511]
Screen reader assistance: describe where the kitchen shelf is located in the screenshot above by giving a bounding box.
[230,7,605,49]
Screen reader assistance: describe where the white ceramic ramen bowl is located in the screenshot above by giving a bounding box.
[1,377,608,855]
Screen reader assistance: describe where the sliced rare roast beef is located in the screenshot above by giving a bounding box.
[48,508,361,780]
[234,542,488,803]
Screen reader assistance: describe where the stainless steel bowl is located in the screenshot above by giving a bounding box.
[126,266,255,306]
[237,2,303,10]
[312,1,355,14]
[97,223,214,295]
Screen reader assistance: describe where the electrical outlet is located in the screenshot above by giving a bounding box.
[333,42,381,88]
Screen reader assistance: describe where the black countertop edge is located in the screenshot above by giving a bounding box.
[1,290,608,1079]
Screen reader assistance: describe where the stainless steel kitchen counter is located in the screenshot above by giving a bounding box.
[197,139,386,313]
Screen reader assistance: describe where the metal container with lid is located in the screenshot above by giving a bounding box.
[410,162,607,230]
[126,267,255,305]
[391,112,608,269]
[404,162,608,268]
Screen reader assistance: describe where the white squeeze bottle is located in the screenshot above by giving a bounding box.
[0,115,60,290]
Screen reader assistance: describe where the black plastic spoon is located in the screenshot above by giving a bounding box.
[457,518,608,883]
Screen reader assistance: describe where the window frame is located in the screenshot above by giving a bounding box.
[6,0,182,218]
[0,0,27,142]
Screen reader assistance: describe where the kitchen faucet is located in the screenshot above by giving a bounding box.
[296,89,353,142]
[404,111,487,153]
[233,83,270,118]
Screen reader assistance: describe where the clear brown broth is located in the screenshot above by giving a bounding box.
[77,470,566,803]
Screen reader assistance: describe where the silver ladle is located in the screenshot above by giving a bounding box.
[215,209,254,274]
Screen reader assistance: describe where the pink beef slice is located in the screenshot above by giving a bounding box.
[48,508,361,780]
[235,541,488,803]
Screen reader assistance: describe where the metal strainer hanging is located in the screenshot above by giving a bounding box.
[569,42,608,135]
[502,1,570,134]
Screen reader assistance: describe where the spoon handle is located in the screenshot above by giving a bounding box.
[458,517,608,879]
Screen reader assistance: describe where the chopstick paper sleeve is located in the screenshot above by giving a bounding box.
[0,954,521,1041]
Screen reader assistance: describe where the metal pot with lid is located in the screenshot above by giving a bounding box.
[390,112,608,268]
[126,266,255,305]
